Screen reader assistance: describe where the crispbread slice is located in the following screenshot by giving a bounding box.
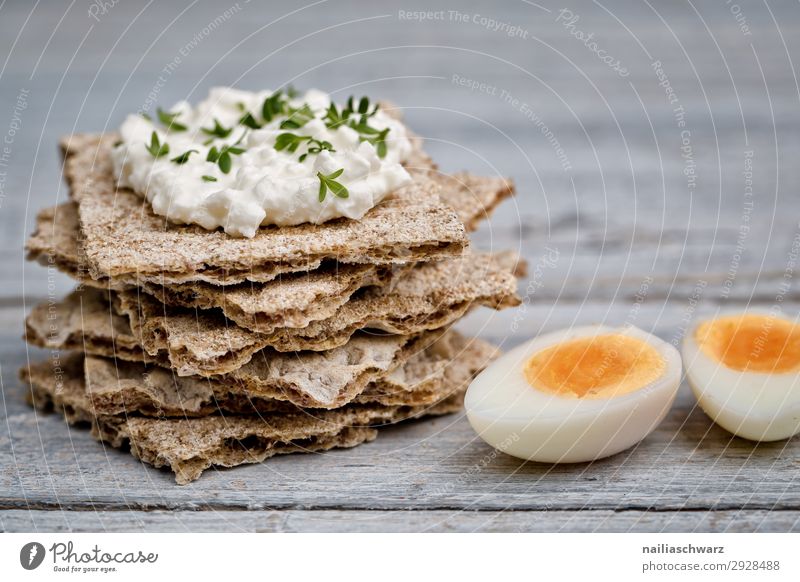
[75,329,490,416]
[25,289,447,409]
[114,251,519,376]
[30,159,513,332]
[24,286,162,365]
[147,263,403,333]
[421,171,515,232]
[26,203,100,285]
[26,202,410,333]
[24,358,379,485]
[62,133,470,285]
[22,335,496,484]
[26,251,518,378]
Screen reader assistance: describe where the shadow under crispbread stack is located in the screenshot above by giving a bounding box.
[21,118,523,484]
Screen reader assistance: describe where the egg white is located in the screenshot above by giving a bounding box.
[465,324,682,463]
[683,310,800,442]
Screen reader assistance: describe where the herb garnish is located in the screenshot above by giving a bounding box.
[352,121,389,158]
[239,112,262,130]
[323,97,389,158]
[280,104,314,129]
[323,102,350,129]
[274,132,311,153]
[157,108,188,132]
[262,91,288,123]
[207,145,239,173]
[145,131,170,158]
[317,169,348,202]
[149,91,387,194]
[300,138,334,162]
[171,149,198,165]
[274,133,334,161]
[201,119,233,139]
[352,96,379,117]
[206,132,247,174]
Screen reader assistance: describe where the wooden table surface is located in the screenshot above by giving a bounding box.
[1,0,799,532]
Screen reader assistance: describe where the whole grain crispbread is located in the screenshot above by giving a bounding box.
[74,329,492,416]
[114,251,520,376]
[62,133,470,285]
[27,202,410,332]
[419,171,515,232]
[22,334,496,483]
[24,287,163,365]
[23,358,379,484]
[31,155,514,331]
[24,288,453,409]
[25,203,105,286]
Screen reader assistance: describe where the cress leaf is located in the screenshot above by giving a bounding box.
[157,108,188,132]
[145,131,170,158]
[201,118,233,139]
[170,149,198,164]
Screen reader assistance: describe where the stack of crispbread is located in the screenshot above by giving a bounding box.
[21,125,522,484]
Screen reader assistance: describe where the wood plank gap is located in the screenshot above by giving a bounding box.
[2,502,799,513]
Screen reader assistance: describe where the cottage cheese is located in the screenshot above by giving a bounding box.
[112,87,413,237]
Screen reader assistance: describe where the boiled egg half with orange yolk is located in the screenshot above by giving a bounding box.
[465,325,682,463]
[683,311,800,441]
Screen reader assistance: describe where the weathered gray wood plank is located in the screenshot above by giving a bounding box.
[3,394,798,512]
[3,0,800,304]
[2,0,800,531]
[2,302,798,514]
[3,509,798,533]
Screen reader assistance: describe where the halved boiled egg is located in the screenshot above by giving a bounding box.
[683,311,800,441]
[465,325,682,463]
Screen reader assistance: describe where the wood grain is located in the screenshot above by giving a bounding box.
[2,306,799,520]
[1,0,800,531]
[3,509,798,533]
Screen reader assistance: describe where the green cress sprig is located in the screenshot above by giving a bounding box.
[316,168,348,202]
[300,138,334,162]
[157,108,188,132]
[351,96,379,118]
[236,86,297,130]
[279,104,314,129]
[323,96,389,158]
[239,111,262,129]
[145,131,170,158]
[206,144,244,174]
[201,119,233,139]
[274,133,334,162]
[147,90,384,196]
[170,149,198,165]
[205,131,248,174]
[262,90,288,123]
[274,132,311,154]
[322,103,349,129]
[240,91,389,159]
[352,122,389,158]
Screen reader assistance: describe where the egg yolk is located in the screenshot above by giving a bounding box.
[523,333,666,399]
[695,314,800,373]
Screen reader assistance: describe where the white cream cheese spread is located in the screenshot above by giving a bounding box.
[112,87,414,237]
